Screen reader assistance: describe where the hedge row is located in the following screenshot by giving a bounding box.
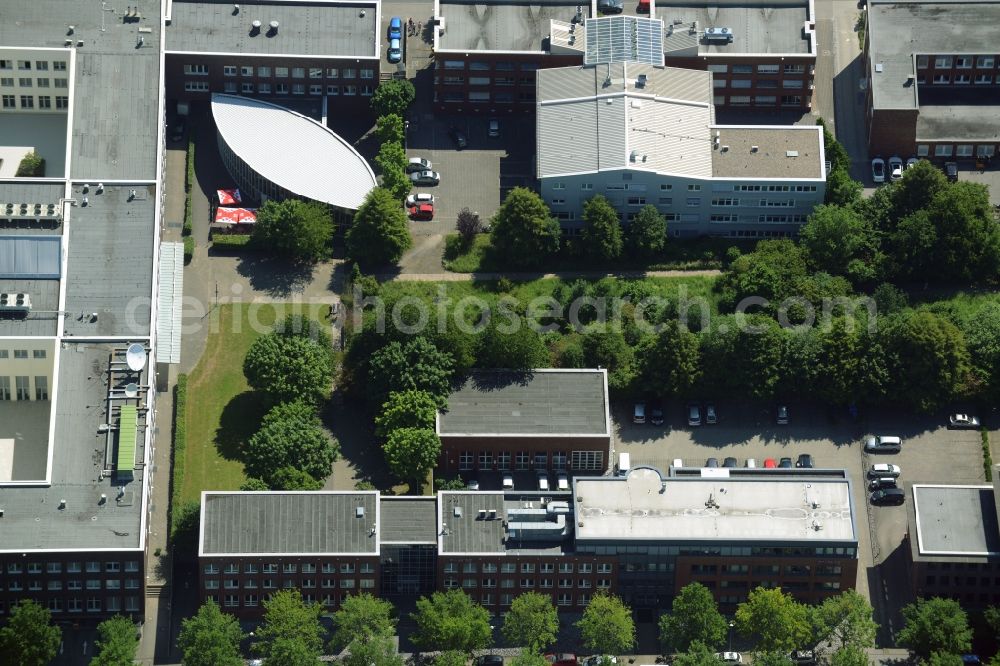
[983,428,994,482]
[183,236,194,264]
[169,374,188,542]
[211,234,252,248]
[183,139,194,236]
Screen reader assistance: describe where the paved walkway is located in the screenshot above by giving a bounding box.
[377,268,722,281]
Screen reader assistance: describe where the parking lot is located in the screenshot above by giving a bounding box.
[613,400,988,645]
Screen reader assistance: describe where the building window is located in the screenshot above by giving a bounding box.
[757,64,779,74]
[343,68,356,78]
[18,78,32,87]
[781,95,802,106]
[570,450,603,470]
[732,64,752,74]
[276,83,288,94]
[19,95,33,109]
[15,376,30,400]
[552,452,567,469]
[276,67,289,77]
[259,83,271,94]
[361,85,373,97]
[184,81,209,92]
[933,74,950,84]
[955,74,971,84]
[976,56,995,68]
[327,85,339,95]
[497,451,511,470]
[686,197,701,207]
[292,67,306,78]
[38,96,51,109]
[935,56,952,68]
[957,144,974,157]
[56,95,70,107]
[223,81,237,93]
[344,85,357,96]
[54,78,67,88]
[533,452,547,468]
[37,78,49,88]
[956,57,972,69]
[934,145,953,156]
[977,145,996,157]
[293,84,306,95]
[730,79,751,89]
[35,377,48,401]
[975,74,992,84]
[223,65,237,76]
[459,451,474,470]
[237,66,251,76]
[755,96,776,105]
[0,78,12,86]
[18,61,31,70]
[257,66,271,77]
[782,79,804,89]
[515,451,530,470]
[310,84,323,95]
[241,82,254,93]
[53,60,67,71]
[478,451,493,470]
[309,68,322,79]
[917,144,929,156]
[361,69,374,79]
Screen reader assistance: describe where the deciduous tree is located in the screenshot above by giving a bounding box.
[490,187,560,268]
[476,320,550,370]
[371,79,416,117]
[375,390,439,439]
[376,140,411,200]
[502,591,559,651]
[383,427,441,483]
[347,187,413,268]
[270,465,324,490]
[638,324,701,398]
[581,195,624,262]
[829,645,870,666]
[331,593,396,651]
[577,593,636,655]
[90,616,139,666]
[799,204,881,283]
[250,199,333,262]
[456,207,483,244]
[367,337,455,407]
[672,640,725,666]
[411,590,493,653]
[244,401,338,483]
[734,587,812,654]
[0,600,61,666]
[376,114,405,145]
[896,597,972,659]
[254,590,325,664]
[342,636,404,666]
[658,582,728,653]
[177,600,244,666]
[243,333,333,405]
[582,327,636,391]
[880,311,971,411]
[812,589,878,650]
[627,205,667,259]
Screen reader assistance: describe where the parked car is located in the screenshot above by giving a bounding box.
[408,203,434,221]
[449,126,467,149]
[791,651,816,666]
[779,457,793,468]
[870,487,905,506]
[502,472,514,489]
[949,413,981,429]
[405,192,435,207]
[556,471,569,490]
[745,458,757,468]
[406,157,433,173]
[763,458,777,468]
[706,403,717,424]
[796,453,814,468]
[537,471,550,491]
[650,405,664,426]
[488,118,500,137]
[945,161,958,182]
[545,655,578,666]
[865,435,902,453]
[388,16,402,40]
[633,402,646,424]
[409,170,440,186]
[889,155,904,181]
[723,457,738,468]
[466,478,480,490]
[869,463,901,478]
[869,477,898,491]
[871,157,886,183]
[673,458,684,468]
[776,405,789,425]
[906,157,919,170]
[706,457,719,468]
[387,37,402,63]
[475,657,504,666]
[687,403,702,426]
[169,117,186,142]
[716,654,743,664]
[597,0,624,12]
[582,657,617,666]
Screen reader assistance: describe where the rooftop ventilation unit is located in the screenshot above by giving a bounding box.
[0,293,33,313]
[355,506,365,517]
[636,73,647,87]
[786,150,799,157]
[750,145,759,153]
[268,20,280,35]
[704,27,733,43]
[454,506,462,517]
[875,62,884,73]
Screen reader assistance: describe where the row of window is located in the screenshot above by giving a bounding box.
[916,55,996,69]
[924,575,1000,587]
[690,563,843,575]
[578,545,856,557]
[441,60,538,72]
[0,579,140,591]
[0,597,140,615]
[443,562,610,574]
[553,183,817,194]
[0,60,67,71]
[0,349,46,359]
[707,63,811,75]
[711,198,801,208]
[443,590,597,607]
[204,562,373,575]
[0,77,70,88]
[4,561,138,574]
[456,450,603,471]
[185,80,372,96]
[713,79,811,90]
[204,578,375,590]
[0,376,48,401]
[708,215,809,224]
[185,64,374,79]
[1,95,69,110]
[446,578,612,590]
[925,73,996,85]
[917,144,997,158]
[439,76,534,86]
[695,579,842,591]
[439,91,533,103]
[725,95,803,107]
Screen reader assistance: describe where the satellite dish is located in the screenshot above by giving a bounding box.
[125,343,146,372]
[124,383,139,398]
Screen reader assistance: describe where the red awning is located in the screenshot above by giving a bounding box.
[216,188,242,205]
[214,207,257,225]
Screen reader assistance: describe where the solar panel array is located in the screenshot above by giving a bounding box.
[584,16,665,66]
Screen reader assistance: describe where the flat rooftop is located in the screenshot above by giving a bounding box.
[867,0,1000,110]
[200,492,380,556]
[438,369,610,437]
[915,100,1000,143]
[0,401,51,482]
[574,467,857,543]
[62,184,155,337]
[0,343,146,552]
[912,484,1000,557]
[0,279,60,337]
[167,0,378,58]
[659,2,812,55]
[381,497,438,544]
[439,491,573,555]
[437,0,593,52]
[712,127,824,179]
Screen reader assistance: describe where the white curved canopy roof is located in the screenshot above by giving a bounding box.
[211,94,376,210]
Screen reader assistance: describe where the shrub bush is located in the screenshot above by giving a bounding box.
[183,236,194,264]
[169,375,188,541]
[15,151,45,177]
[211,234,252,249]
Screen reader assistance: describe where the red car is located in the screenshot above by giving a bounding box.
[763,458,777,468]
[545,655,578,666]
[408,203,434,220]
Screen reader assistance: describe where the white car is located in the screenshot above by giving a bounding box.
[672,458,684,468]
[537,472,550,491]
[406,157,433,173]
[582,657,618,666]
[889,155,903,181]
[949,413,981,429]
[556,471,569,490]
[871,157,886,183]
[716,654,743,664]
[745,458,757,468]
[869,463,901,478]
[502,472,514,489]
[466,478,480,490]
[906,157,919,170]
[409,170,440,186]
[405,193,435,207]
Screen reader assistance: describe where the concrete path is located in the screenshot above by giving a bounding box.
[377,268,722,282]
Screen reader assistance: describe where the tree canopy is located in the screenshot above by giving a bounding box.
[375,389,439,439]
[177,600,244,666]
[331,593,396,651]
[627,205,667,259]
[383,427,441,483]
[581,195,624,262]
[577,593,636,655]
[734,587,812,654]
[346,187,413,268]
[251,199,333,262]
[411,589,493,653]
[672,640,726,666]
[243,332,333,405]
[376,114,405,145]
[90,616,139,666]
[799,204,881,283]
[812,590,878,650]
[342,636,404,666]
[368,337,456,407]
[375,140,411,201]
[658,582,729,653]
[254,590,325,664]
[880,310,970,411]
[489,187,561,268]
[243,400,338,483]
[371,79,416,117]
[476,320,550,370]
[0,600,62,666]
[896,597,972,659]
[638,324,701,398]
[502,591,559,652]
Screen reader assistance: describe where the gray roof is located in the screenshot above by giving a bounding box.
[711,127,825,179]
[63,184,154,337]
[912,484,1000,557]
[380,497,438,544]
[166,0,378,58]
[0,236,62,279]
[659,2,813,56]
[574,468,858,543]
[584,16,664,65]
[0,183,66,206]
[0,343,146,552]
[439,492,507,554]
[438,369,610,436]
[200,492,379,555]
[0,279,60,337]
[536,63,715,179]
[437,0,592,52]
[915,100,1000,143]
[866,0,1000,110]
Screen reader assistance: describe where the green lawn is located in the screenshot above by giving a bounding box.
[178,303,329,503]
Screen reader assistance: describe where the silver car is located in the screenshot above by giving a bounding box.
[409,170,440,186]
[406,157,433,173]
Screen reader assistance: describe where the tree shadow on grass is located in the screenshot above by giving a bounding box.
[234,253,317,298]
[214,390,268,462]
[320,397,397,491]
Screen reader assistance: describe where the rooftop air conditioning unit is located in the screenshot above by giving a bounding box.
[704,27,733,43]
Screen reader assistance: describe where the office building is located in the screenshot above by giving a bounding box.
[863,0,1000,161]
